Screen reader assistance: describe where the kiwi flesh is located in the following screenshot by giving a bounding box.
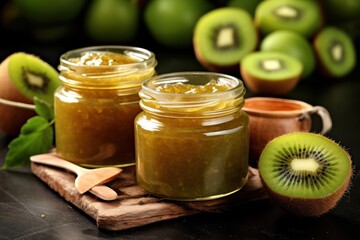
[259,132,352,217]
[313,27,356,78]
[193,7,258,72]
[255,0,322,38]
[0,52,60,136]
[240,51,302,95]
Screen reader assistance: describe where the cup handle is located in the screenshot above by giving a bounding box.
[308,106,332,134]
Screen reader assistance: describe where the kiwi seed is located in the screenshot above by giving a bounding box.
[258,132,352,217]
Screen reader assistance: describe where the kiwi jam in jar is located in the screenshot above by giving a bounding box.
[135,72,249,200]
[55,46,157,167]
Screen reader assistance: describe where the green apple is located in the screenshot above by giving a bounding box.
[260,30,316,79]
[85,0,139,43]
[32,25,71,42]
[12,0,86,24]
[144,0,214,48]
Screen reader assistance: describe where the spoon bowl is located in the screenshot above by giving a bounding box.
[74,166,122,193]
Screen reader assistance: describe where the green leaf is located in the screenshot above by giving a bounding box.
[34,97,54,121]
[1,116,54,170]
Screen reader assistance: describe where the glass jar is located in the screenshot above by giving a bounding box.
[135,72,249,201]
[55,46,157,167]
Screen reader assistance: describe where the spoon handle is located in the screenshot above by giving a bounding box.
[30,153,118,201]
[30,153,87,175]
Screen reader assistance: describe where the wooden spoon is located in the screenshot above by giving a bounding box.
[87,185,118,201]
[30,153,122,195]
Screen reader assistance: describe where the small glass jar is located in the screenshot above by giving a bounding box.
[135,72,249,201]
[55,46,157,167]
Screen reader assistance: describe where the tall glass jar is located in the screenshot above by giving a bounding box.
[135,72,249,201]
[55,46,157,167]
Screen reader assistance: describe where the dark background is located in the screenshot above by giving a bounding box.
[1,0,360,239]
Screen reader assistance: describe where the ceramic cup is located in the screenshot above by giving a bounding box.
[243,97,332,167]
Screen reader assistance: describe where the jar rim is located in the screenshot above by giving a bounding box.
[141,71,245,98]
[58,46,157,90]
[59,45,157,72]
[139,72,246,116]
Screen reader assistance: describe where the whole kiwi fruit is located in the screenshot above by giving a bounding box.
[0,52,60,136]
[258,132,352,217]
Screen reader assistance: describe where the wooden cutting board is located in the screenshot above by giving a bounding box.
[31,163,268,231]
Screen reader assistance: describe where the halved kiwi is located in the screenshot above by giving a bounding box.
[255,0,323,38]
[259,132,352,217]
[240,51,303,95]
[313,26,356,78]
[193,7,258,72]
[0,52,60,136]
[260,30,316,79]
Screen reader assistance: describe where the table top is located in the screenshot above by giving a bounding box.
[1,37,360,239]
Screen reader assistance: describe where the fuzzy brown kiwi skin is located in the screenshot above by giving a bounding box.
[0,54,36,137]
[240,65,300,95]
[260,171,351,217]
[259,149,352,217]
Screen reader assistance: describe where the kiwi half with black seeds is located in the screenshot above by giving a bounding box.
[240,51,302,95]
[313,26,356,78]
[255,0,322,38]
[260,30,316,79]
[258,132,352,217]
[193,7,258,72]
[0,52,60,136]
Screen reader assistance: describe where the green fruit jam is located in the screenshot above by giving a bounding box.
[55,46,156,167]
[135,72,249,200]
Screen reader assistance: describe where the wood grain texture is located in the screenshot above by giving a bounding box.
[31,163,268,231]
